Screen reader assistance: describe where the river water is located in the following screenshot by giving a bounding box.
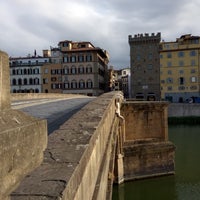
[112,125,200,200]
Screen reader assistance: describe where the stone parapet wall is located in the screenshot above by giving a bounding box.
[11,93,86,101]
[168,103,200,117]
[0,51,48,200]
[11,91,123,200]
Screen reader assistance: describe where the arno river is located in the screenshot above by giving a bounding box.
[112,125,200,200]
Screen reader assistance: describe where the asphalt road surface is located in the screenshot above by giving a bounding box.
[12,97,94,134]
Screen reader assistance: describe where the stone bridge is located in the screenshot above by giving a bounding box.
[0,51,175,200]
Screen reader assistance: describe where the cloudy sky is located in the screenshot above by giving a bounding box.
[0,0,200,69]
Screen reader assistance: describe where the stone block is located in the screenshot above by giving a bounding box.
[0,51,10,110]
[0,109,47,200]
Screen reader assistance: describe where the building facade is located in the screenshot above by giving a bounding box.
[160,34,200,102]
[10,41,109,96]
[10,51,50,93]
[109,67,131,98]
[128,33,161,100]
[46,40,109,96]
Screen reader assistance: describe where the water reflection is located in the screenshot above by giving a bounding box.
[112,125,200,200]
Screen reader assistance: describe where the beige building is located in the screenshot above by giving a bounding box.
[160,34,200,102]
[128,33,161,100]
[45,40,109,96]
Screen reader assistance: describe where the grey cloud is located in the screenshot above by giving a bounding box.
[0,0,199,68]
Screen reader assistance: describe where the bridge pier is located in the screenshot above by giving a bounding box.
[121,101,175,181]
[0,51,47,200]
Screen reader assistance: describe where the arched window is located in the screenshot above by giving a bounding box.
[71,80,77,89]
[79,80,85,88]
[34,78,39,85]
[13,89,17,93]
[12,69,16,75]
[12,79,17,85]
[29,78,33,85]
[24,78,28,85]
[87,79,93,88]
[28,68,32,74]
[35,89,39,93]
[71,66,77,74]
[86,65,92,73]
[64,82,70,89]
[64,66,69,74]
[78,65,84,74]
[24,69,27,74]
[18,78,22,85]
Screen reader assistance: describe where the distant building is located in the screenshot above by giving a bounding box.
[128,33,161,100]
[10,50,51,93]
[10,41,109,96]
[46,40,109,96]
[160,34,200,102]
[109,67,130,98]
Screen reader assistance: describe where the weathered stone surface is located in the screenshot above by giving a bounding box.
[0,50,48,200]
[0,109,47,200]
[121,101,169,141]
[0,50,10,110]
[123,141,175,180]
[11,91,123,200]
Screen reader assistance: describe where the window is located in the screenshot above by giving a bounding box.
[12,79,17,85]
[168,70,172,75]
[87,79,93,88]
[167,62,172,67]
[167,52,172,58]
[18,78,22,85]
[71,80,77,89]
[62,42,68,47]
[12,69,16,75]
[190,50,196,56]
[34,78,39,85]
[24,78,28,85]
[78,54,84,62]
[64,82,70,89]
[179,70,184,74]
[86,65,92,73]
[166,77,173,83]
[86,54,92,62]
[191,76,197,83]
[63,56,69,63]
[51,69,56,74]
[191,69,196,73]
[179,77,184,85]
[64,66,69,74]
[178,51,184,57]
[71,66,76,74]
[24,69,27,74]
[71,56,76,62]
[79,66,84,74]
[43,78,48,84]
[79,80,85,88]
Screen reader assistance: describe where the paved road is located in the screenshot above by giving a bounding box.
[12,97,94,134]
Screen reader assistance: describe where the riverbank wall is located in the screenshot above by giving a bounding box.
[168,103,200,124]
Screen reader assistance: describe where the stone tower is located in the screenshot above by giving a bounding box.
[128,33,161,100]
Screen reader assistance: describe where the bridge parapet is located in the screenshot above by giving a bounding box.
[11,91,124,200]
[0,51,47,200]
